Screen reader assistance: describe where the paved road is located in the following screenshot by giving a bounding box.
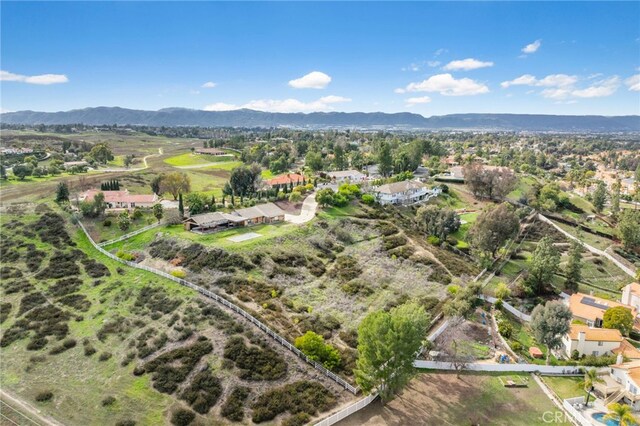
[284,192,317,224]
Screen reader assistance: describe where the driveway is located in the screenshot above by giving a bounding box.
[284,192,317,224]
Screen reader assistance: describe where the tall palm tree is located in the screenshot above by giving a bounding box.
[578,368,604,405]
[605,403,638,426]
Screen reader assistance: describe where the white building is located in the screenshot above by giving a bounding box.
[371,180,441,206]
[622,283,640,313]
[601,359,640,410]
[563,325,623,358]
[325,170,367,183]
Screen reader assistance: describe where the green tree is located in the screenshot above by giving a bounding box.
[305,151,323,172]
[12,163,33,180]
[377,141,393,178]
[592,180,607,213]
[294,331,341,370]
[333,144,346,170]
[316,188,335,207]
[152,203,164,222]
[289,191,302,203]
[603,306,634,336]
[151,174,165,196]
[178,193,184,218]
[604,403,638,426]
[415,205,460,241]
[611,179,621,220]
[468,203,520,258]
[89,143,114,164]
[564,239,583,292]
[123,154,135,168]
[525,236,560,295]
[55,182,69,203]
[618,210,640,251]
[93,192,107,217]
[355,303,429,401]
[229,164,262,198]
[118,211,131,231]
[160,172,191,200]
[185,192,207,215]
[495,282,511,300]
[530,301,572,365]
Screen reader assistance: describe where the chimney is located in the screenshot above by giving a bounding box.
[617,352,624,365]
[578,331,586,345]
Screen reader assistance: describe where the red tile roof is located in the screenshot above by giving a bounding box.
[265,173,305,186]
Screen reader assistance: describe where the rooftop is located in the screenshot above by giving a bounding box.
[568,324,623,342]
[376,180,425,194]
[568,292,632,322]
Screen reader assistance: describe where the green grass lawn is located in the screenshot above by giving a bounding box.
[551,220,613,251]
[163,152,237,167]
[261,169,275,179]
[106,221,305,253]
[82,211,159,243]
[541,376,585,400]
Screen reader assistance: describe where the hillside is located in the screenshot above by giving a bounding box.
[2,107,639,131]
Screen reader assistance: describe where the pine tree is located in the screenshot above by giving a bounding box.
[564,239,583,292]
[178,193,184,218]
[55,182,69,203]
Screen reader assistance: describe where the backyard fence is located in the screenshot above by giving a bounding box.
[98,221,163,247]
[313,393,378,426]
[479,295,532,322]
[562,397,592,426]
[413,360,587,375]
[77,220,359,395]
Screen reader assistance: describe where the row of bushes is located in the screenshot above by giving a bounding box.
[223,335,287,381]
[251,381,336,423]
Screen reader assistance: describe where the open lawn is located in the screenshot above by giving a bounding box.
[541,376,585,400]
[337,371,571,426]
[163,152,237,167]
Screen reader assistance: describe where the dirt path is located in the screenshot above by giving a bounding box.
[0,390,64,426]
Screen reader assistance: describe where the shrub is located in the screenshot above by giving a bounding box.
[99,352,112,361]
[294,331,341,370]
[179,369,222,414]
[220,386,250,422]
[103,219,112,227]
[35,391,53,402]
[115,421,135,426]
[171,408,195,426]
[116,251,136,261]
[223,336,286,381]
[361,194,375,205]
[510,341,523,352]
[82,258,111,278]
[426,235,441,246]
[330,255,362,283]
[497,320,513,338]
[283,413,312,426]
[171,269,186,279]
[341,279,373,297]
[251,381,336,423]
[102,396,116,406]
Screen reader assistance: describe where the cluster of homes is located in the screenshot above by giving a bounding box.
[559,283,640,410]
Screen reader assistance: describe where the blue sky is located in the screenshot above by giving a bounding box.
[1,2,639,116]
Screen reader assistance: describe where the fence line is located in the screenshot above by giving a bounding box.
[538,214,637,278]
[98,221,163,247]
[479,295,532,322]
[313,393,378,426]
[413,360,588,374]
[76,220,358,395]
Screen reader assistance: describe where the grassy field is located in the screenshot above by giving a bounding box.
[163,152,237,167]
[337,371,571,426]
[541,376,585,400]
[83,210,159,243]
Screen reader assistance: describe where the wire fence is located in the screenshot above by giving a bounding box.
[98,221,163,247]
[76,220,359,395]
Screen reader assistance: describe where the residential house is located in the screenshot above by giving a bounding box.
[325,170,367,183]
[562,325,623,358]
[81,189,158,212]
[597,359,640,410]
[371,180,441,205]
[265,173,305,188]
[183,212,246,232]
[63,160,89,169]
[567,293,635,328]
[622,283,640,313]
[184,202,285,233]
[194,148,228,156]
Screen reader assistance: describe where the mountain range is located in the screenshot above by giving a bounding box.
[2,107,639,132]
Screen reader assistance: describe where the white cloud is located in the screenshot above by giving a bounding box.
[434,48,447,57]
[288,71,331,89]
[400,73,489,96]
[625,74,640,91]
[521,39,542,54]
[501,74,577,89]
[203,95,350,113]
[203,102,239,111]
[201,82,217,88]
[502,73,619,99]
[1,70,68,85]
[394,88,406,94]
[405,96,431,106]
[427,61,441,68]
[442,58,494,71]
[0,108,13,114]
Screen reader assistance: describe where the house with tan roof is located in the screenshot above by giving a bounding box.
[81,189,158,212]
[325,170,366,183]
[567,293,635,328]
[183,202,285,233]
[562,325,623,358]
[596,359,640,410]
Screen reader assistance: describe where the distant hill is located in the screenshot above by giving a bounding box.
[2,107,639,132]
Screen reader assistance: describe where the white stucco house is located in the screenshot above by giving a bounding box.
[622,283,640,313]
[598,359,640,410]
[325,170,367,183]
[563,325,623,358]
[371,180,441,206]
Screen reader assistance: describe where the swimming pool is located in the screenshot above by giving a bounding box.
[592,412,620,426]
